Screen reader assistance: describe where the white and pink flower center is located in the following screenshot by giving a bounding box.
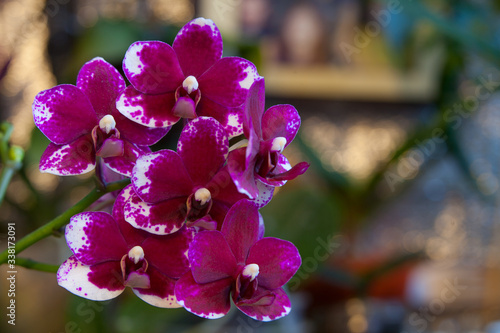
[120,245,150,289]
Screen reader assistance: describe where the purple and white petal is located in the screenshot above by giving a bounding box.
[40,136,95,176]
[87,260,126,293]
[33,84,97,144]
[189,230,237,284]
[113,185,151,245]
[124,190,186,235]
[195,97,244,138]
[178,117,228,186]
[57,256,125,301]
[227,147,259,199]
[221,200,261,264]
[173,17,223,78]
[243,77,265,139]
[246,238,301,290]
[199,57,259,108]
[103,141,150,177]
[66,212,127,265]
[252,180,275,208]
[236,287,291,322]
[76,57,125,118]
[132,150,193,203]
[116,86,179,128]
[175,271,233,319]
[141,227,193,278]
[133,267,180,308]
[261,104,301,145]
[123,41,184,94]
[114,111,170,146]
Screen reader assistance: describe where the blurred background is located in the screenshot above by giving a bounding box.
[2,0,500,332]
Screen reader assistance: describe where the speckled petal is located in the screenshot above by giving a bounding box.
[178,117,228,186]
[246,237,301,290]
[113,185,152,245]
[173,17,223,78]
[39,136,95,176]
[132,150,193,203]
[261,104,301,146]
[33,84,98,144]
[199,57,259,108]
[227,147,259,199]
[132,267,180,308]
[196,97,244,138]
[103,141,150,177]
[189,230,237,284]
[57,256,125,301]
[116,86,179,128]
[221,200,261,264]
[123,188,186,235]
[252,180,275,208]
[236,287,291,322]
[115,113,170,146]
[175,271,233,319]
[76,57,125,118]
[123,41,184,94]
[65,211,128,265]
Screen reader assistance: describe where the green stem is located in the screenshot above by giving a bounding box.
[0,165,15,205]
[0,122,19,206]
[14,257,59,273]
[0,179,130,265]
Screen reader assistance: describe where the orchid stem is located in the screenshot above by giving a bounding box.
[14,257,59,273]
[0,122,21,206]
[0,178,130,265]
[0,166,15,205]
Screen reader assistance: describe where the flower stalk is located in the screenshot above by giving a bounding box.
[0,178,130,265]
[0,122,23,206]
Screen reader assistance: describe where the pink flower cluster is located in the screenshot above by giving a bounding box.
[33,17,308,322]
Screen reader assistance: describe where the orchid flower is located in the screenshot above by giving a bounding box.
[33,57,168,176]
[57,187,193,307]
[116,17,259,137]
[175,200,301,321]
[228,78,309,202]
[121,116,247,235]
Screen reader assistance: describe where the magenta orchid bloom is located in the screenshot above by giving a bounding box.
[228,78,309,201]
[121,116,247,235]
[33,57,169,176]
[116,17,259,137]
[57,188,193,307]
[175,200,301,321]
